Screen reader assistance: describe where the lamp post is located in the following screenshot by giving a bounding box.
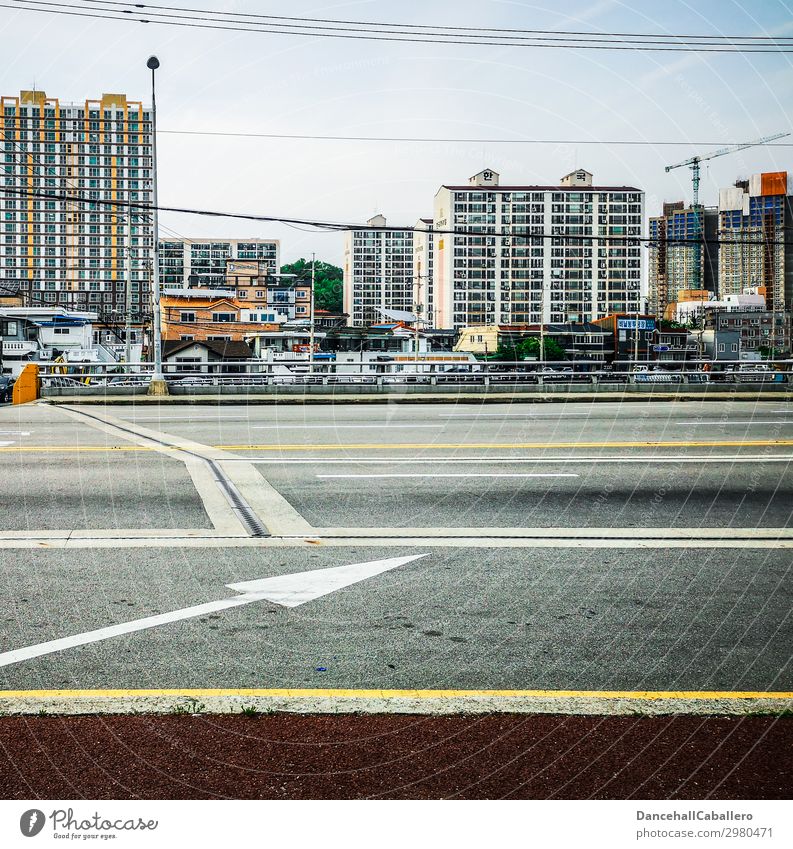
[146,55,168,395]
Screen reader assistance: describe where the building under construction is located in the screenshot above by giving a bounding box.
[648,202,718,317]
[718,171,793,312]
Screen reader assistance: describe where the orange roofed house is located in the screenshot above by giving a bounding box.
[160,288,284,343]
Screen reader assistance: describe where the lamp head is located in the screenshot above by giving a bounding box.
[146,56,160,70]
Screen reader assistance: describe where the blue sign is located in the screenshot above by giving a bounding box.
[653,344,669,352]
[618,318,656,331]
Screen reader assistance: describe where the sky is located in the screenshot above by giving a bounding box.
[1,0,792,267]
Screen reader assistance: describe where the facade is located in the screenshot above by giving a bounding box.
[648,202,718,316]
[413,218,435,327]
[0,306,107,376]
[159,288,282,343]
[592,314,657,361]
[162,339,256,373]
[160,239,280,288]
[223,260,311,322]
[718,172,793,310]
[705,308,789,355]
[433,168,644,329]
[343,215,414,327]
[0,89,154,320]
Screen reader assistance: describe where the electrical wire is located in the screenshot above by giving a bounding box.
[3,109,790,146]
[1,185,789,246]
[67,0,793,41]
[5,0,793,52]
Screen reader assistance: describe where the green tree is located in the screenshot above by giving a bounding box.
[280,258,344,313]
[495,336,566,361]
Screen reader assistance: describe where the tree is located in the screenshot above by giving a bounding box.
[280,258,344,313]
[495,336,565,361]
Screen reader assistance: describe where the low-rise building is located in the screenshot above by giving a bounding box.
[592,313,657,361]
[162,339,257,374]
[160,288,284,343]
[224,261,312,322]
[705,308,790,355]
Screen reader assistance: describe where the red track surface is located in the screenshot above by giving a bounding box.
[1,715,790,799]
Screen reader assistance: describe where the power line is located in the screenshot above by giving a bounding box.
[5,113,793,145]
[69,0,793,42]
[24,0,793,45]
[1,185,790,247]
[6,1,793,52]
[156,129,793,146]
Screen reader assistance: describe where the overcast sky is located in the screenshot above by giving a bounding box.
[1,0,792,266]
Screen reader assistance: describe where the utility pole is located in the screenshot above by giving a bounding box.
[309,252,316,375]
[413,274,422,370]
[124,209,132,365]
[539,283,546,363]
[634,311,640,365]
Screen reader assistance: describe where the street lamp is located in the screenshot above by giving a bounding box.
[146,55,168,395]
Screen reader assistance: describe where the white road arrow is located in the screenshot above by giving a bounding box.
[0,554,427,669]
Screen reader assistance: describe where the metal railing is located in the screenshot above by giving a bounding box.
[33,359,793,389]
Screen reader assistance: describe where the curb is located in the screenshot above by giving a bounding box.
[3,690,792,716]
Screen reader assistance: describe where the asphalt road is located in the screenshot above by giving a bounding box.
[0,546,790,692]
[0,399,790,698]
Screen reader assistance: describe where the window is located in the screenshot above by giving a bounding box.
[731,343,738,352]
[212,312,235,322]
[53,327,70,335]
[179,311,195,322]
[718,343,725,352]
[179,335,194,341]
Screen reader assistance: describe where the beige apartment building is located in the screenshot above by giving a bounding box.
[0,89,155,320]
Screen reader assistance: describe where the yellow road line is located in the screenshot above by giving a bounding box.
[2,688,791,700]
[218,439,793,450]
[3,439,793,453]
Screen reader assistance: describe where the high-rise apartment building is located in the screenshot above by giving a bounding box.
[432,169,644,329]
[343,215,414,326]
[413,217,435,327]
[718,172,793,311]
[0,89,154,320]
[160,238,279,288]
[648,201,718,316]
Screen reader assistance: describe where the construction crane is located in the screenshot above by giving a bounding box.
[665,132,790,206]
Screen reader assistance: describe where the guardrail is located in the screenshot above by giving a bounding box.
[33,359,793,390]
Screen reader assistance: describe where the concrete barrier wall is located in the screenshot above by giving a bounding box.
[41,381,791,399]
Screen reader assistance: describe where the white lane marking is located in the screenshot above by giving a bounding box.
[0,441,12,447]
[0,431,30,435]
[0,555,426,668]
[438,412,597,418]
[677,421,793,425]
[230,455,793,465]
[250,424,444,430]
[316,473,579,479]
[126,416,249,421]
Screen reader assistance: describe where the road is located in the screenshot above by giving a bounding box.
[0,398,791,702]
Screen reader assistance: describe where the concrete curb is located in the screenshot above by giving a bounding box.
[2,692,791,716]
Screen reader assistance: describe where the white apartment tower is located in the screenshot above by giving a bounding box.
[413,217,435,327]
[433,168,644,328]
[160,238,280,288]
[343,215,414,326]
[0,89,154,320]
